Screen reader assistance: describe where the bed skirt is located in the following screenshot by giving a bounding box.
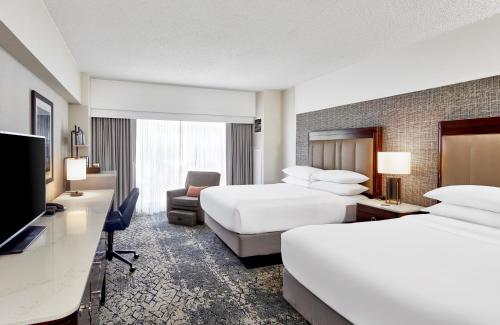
[283,268,352,325]
[204,213,283,257]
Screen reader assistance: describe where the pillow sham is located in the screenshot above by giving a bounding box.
[422,202,500,229]
[282,166,322,180]
[424,185,500,213]
[282,176,311,187]
[311,170,369,184]
[186,185,207,197]
[309,181,369,196]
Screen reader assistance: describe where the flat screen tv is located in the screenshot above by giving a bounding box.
[0,132,46,250]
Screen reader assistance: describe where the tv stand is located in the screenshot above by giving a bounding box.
[0,226,46,255]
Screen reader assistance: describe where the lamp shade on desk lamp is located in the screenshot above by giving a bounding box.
[378,152,411,204]
[66,158,86,196]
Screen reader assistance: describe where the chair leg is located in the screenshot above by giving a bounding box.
[110,251,136,272]
[106,231,137,272]
[116,250,139,259]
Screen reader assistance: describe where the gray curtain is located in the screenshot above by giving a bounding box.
[91,117,136,205]
[226,123,253,185]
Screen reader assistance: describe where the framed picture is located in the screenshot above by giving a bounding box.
[31,90,54,184]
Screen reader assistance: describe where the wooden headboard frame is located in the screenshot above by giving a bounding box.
[438,116,500,187]
[308,127,383,196]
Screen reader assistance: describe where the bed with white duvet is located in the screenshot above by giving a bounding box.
[201,183,367,234]
[282,185,500,325]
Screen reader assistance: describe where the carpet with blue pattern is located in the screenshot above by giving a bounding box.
[99,213,307,324]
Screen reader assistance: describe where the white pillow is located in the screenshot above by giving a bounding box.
[424,185,500,213]
[311,170,369,184]
[309,181,369,196]
[422,202,500,229]
[282,176,310,187]
[282,166,322,181]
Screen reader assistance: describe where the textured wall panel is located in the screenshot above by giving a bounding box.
[297,76,500,206]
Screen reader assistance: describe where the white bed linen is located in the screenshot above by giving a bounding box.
[282,214,500,325]
[200,183,367,234]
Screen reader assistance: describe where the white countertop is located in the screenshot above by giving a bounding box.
[358,199,424,214]
[0,190,114,325]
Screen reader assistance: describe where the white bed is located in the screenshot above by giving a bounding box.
[282,214,500,325]
[201,183,368,234]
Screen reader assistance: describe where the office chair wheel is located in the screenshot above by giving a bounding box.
[129,266,136,273]
[134,254,139,260]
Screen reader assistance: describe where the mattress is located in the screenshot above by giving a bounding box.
[281,214,500,325]
[200,183,367,234]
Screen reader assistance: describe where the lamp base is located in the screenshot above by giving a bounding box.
[70,191,84,197]
[385,176,401,205]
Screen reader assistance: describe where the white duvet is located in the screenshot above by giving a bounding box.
[200,183,367,234]
[282,214,500,325]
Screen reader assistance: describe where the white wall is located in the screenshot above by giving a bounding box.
[0,0,81,103]
[253,96,264,184]
[90,79,256,123]
[68,73,91,158]
[0,46,69,201]
[281,88,296,170]
[253,90,282,184]
[296,14,500,114]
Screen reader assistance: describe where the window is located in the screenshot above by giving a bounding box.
[136,119,226,214]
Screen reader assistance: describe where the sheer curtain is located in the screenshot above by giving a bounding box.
[136,119,226,214]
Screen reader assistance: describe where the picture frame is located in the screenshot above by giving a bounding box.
[31,90,54,184]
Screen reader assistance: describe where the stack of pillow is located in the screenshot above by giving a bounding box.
[282,166,321,187]
[422,185,500,228]
[282,166,370,196]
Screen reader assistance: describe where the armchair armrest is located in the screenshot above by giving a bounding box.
[166,188,187,212]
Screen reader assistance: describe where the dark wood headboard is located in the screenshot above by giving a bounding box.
[308,127,383,196]
[438,116,500,187]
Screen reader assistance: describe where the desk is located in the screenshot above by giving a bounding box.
[0,190,114,325]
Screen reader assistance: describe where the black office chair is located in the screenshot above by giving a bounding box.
[105,188,140,272]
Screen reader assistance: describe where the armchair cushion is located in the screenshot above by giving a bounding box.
[171,196,199,207]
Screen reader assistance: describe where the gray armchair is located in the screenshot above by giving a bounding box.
[166,171,221,224]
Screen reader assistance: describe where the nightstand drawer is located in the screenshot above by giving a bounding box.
[357,204,397,221]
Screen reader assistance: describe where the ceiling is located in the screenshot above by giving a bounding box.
[44,0,500,91]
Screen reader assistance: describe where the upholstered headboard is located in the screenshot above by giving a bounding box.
[308,127,382,195]
[439,116,500,187]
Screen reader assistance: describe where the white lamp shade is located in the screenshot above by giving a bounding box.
[378,152,411,175]
[66,158,87,181]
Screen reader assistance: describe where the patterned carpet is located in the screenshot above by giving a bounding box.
[99,213,307,325]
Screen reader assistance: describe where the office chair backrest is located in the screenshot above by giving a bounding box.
[185,171,221,188]
[118,187,140,228]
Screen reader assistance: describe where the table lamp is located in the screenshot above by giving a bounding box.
[377,152,411,205]
[66,158,87,196]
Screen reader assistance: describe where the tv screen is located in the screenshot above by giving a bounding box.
[0,132,46,249]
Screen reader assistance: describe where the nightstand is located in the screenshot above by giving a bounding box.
[356,199,426,222]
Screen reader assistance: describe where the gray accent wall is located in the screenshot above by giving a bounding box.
[297,75,500,206]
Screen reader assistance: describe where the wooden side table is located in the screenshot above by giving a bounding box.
[356,199,426,222]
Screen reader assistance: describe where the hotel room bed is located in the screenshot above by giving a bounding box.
[201,126,383,257]
[281,116,500,325]
[282,214,500,325]
[201,183,367,234]
[201,183,368,257]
